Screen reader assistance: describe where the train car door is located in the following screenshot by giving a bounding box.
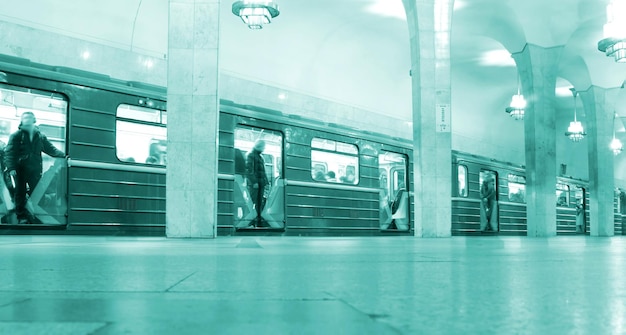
[379,152,409,231]
[233,126,285,230]
[479,170,498,232]
[573,186,586,234]
[0,84,68,226]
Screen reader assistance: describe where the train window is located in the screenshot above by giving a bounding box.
[556,183,570,207]
[311,138,359,185]
[507,174,525,203]
[457,165,468,197]
[116,104,167,165]
[117,104,166,124]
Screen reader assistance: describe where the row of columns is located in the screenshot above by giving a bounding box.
[165,0,617,238]
[513,45,616,237]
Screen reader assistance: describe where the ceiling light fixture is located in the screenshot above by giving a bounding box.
[598,0,626,63]
[611,137,623,155]
[611,112,623,155]
[565,88,586,142]
[232,1,280,30]
[505,71,526,120]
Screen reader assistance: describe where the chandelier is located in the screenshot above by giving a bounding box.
[611,137,623,155]
[505,71,526,120]
[565,88,586,142]
[598,0,626,62]
[232,1,280,30]
[612,112,623,155]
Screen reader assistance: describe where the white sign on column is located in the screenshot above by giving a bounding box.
[436,104,451,132]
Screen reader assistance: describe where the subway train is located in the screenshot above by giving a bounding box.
[0,54,623,236]
[0,54,413,235]
[453,151,626,236]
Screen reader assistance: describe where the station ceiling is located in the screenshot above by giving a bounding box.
[1,0,625,132]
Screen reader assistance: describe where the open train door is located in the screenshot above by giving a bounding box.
[0,84,68,227]
[479,170,499,232]
[232,126,285,230]
[574,186,586,234]
[379,152,410,231]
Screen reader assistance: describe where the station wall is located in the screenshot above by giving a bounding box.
[0,20,411,140]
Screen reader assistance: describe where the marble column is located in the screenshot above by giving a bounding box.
[166,0,220,238]
[402,0,454,237]
[512,44,563,237]
[581,86,616,236]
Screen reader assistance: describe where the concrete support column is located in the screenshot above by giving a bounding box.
[402,0,454,237]
[581,86,615,236]
[512,44,563,237]
[166,0,220,238]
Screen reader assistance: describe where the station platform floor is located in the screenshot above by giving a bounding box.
[1,235,625,335]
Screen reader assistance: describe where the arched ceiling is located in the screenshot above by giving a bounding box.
[0,0,624,123]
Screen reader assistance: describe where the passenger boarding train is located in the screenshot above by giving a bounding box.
[0,54,623,236]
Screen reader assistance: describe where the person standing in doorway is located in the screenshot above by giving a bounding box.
[480,177,496,232]
[246,140,269,227]
[4,112,66,224]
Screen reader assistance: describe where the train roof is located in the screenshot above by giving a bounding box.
[0,54,413,150]
[452,150,588,184]
[0,54,167,100]
[220,100,413,149]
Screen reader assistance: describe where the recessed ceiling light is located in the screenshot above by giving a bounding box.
[81,51,90,60]
[278,93,287,100]
[478,50,515,67]
[143,59,154,69]
[555,86,574,97]
[453,1,466,10]
[365,0,406,20]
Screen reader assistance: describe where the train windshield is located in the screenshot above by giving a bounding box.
[0,84,68,225]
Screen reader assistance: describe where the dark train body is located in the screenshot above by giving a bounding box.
[0,55,414,235]
[452,151,624,236]
[0,55,623,236]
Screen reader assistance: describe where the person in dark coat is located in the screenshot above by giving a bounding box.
[480,178,496,231]
[246,140,269,227]
[4,112,66,224]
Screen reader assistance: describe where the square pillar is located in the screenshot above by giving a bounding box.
[581,86,616,237]
[512,44,563,237]
[166,0,220,238]
[403,0,453,237]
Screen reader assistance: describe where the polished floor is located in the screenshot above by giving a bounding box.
[0,235,625,334]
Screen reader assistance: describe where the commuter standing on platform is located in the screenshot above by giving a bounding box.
[246,140,269,227]
[480,177,496,232]
[4,112,66,224]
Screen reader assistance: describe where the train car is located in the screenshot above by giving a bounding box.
[451,150,607,236]
[1,54,621,237]
[0,55,168,234]
[0,54,414,236]
[217,103,414,235]
[614,188,625,235]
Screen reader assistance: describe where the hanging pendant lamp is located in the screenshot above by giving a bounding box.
[505,71,526,120]
[565,88,586,142]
